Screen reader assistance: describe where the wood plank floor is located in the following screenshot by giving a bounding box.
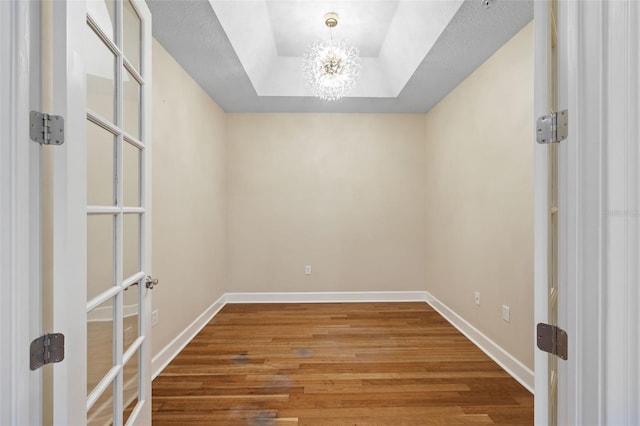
[152,302,533,425]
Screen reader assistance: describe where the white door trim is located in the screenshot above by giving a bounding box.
[533,0,550,423]
[0,0,42,424]
[599,3,640,422]
[556,1,640,424]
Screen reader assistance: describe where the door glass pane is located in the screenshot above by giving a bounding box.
[87,121,116,206]
[123,141,141,207]
[87,26,116,123]
[87,380,114,426]
[123,350,140,424]
[123,281,139,354]
[87,0,116,42]
[82,1,149,424]
[87,215,115,302]
[123,68,140,139]
[123,214,140,280]
[87,297,114,394]
[123,0,141,72]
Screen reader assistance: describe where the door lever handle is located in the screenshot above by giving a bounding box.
[145,275,159,290]
[124,281,138,291]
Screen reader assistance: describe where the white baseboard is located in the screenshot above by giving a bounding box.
[424,292,534,393]
[151,294,226,379]
[224,291,430,304]
[151,291,533,394]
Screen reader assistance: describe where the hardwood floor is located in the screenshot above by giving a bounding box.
[152,302,533,425]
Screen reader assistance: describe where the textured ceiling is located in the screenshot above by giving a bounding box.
[146,0,533,113]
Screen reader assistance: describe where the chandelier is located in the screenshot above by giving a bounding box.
[303,12,361,101]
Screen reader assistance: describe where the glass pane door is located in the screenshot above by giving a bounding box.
[85,0,151,424]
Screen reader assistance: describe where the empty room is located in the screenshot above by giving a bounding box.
[3,0,640,425]
[148,0,535,423]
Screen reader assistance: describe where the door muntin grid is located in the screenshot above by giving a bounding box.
[85,1,148,424]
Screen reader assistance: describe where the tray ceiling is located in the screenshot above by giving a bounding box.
[146,0,533,113]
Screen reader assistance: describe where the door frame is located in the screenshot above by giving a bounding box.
[0,0,42,424]
[556,0,640,424]
[533,1,551,423]
[535,1,640,425]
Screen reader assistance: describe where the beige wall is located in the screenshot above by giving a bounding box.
[424,22,534,368]
[226,114,426,292]
[151,39,227,356]
[151,20,533,372]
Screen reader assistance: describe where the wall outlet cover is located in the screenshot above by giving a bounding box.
[502,305,510,322]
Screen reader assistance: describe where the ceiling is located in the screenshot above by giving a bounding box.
[146,0,533,113]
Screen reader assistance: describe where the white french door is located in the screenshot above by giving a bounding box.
[50,0,153,424]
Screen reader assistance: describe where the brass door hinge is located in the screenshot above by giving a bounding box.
[537,323,568,360]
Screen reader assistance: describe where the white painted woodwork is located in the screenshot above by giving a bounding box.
[533,0,550,423]
[51,1,88,423]
[557,0,640,424]
[50,0,153,424]
[137,0,154,423]
[0,0,42,424]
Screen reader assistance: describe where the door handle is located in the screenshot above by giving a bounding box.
[124,282,137,291]
[145,275,159,290]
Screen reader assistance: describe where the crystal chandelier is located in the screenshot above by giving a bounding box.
[303,13,361,101]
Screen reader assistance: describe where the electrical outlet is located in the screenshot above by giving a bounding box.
[152,309,159,327]
[305,265,312,275]
[502,305,510,323]
[474,291,480,306]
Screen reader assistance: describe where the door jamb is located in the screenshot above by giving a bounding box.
[0,0,43,424]
[533,0,551,423]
